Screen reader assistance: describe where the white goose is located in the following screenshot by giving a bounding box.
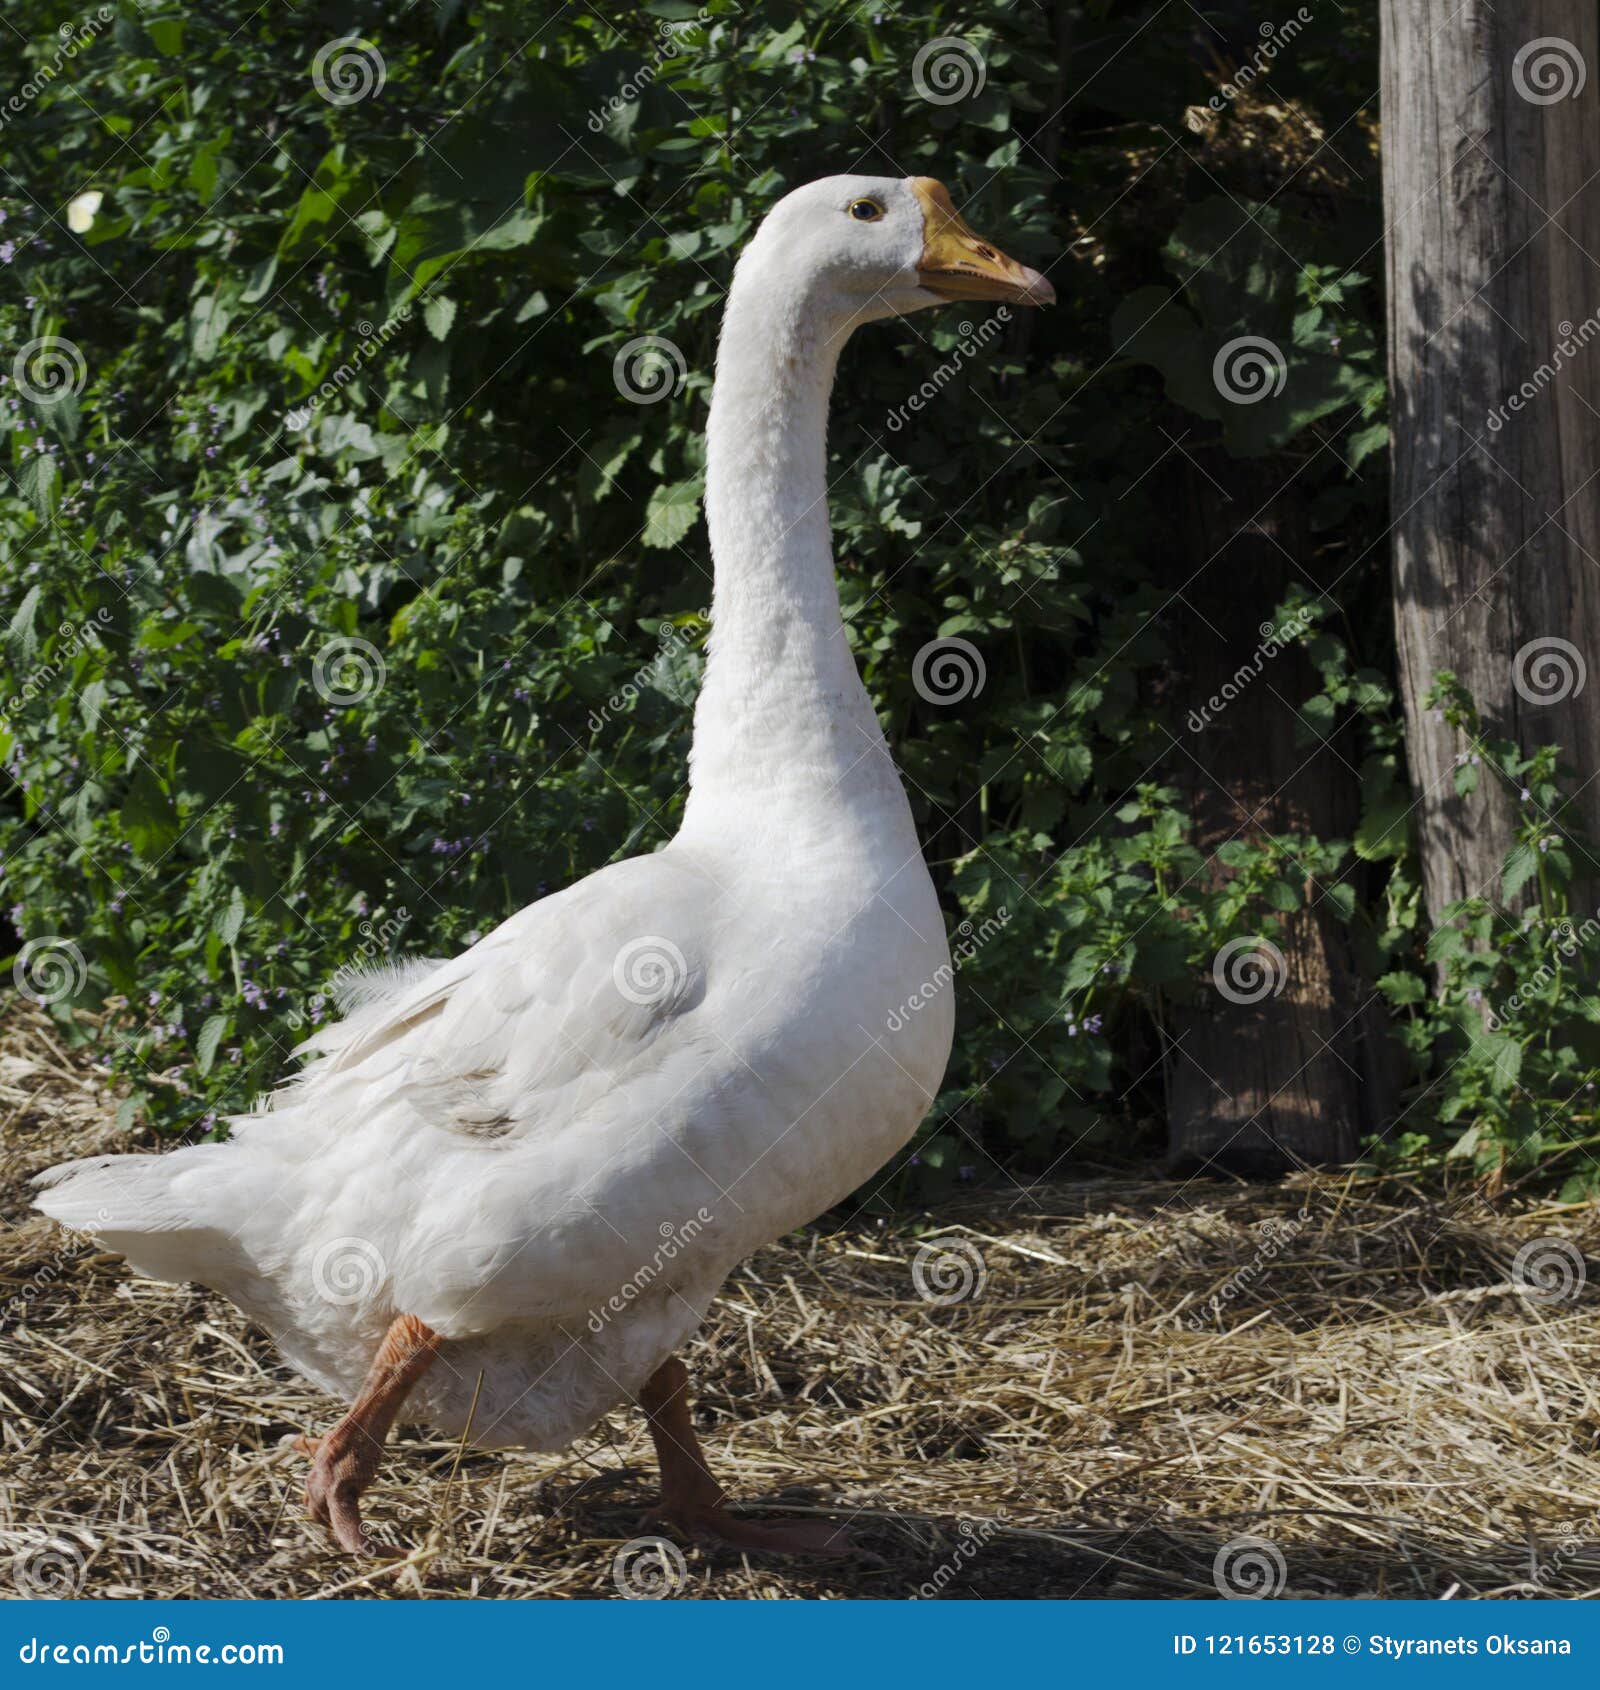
[35,175,1053,1558]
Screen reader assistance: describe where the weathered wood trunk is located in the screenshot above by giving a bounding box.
[1383,2,1600,923]
[1164,456,1390,1175]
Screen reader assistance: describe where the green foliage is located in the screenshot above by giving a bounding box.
[1114,197,1384,458]
[1376,678,1600,1198]
[11,1,1530,1199]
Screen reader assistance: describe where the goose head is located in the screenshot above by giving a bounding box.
[735,173,1054,331]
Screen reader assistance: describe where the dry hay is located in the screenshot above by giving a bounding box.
[2,1003,1599,1601]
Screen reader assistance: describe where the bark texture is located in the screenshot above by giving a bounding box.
[1383,2,1600,923]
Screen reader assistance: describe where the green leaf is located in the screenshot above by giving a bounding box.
[19,454,59,519]
[1481,1035,1523,1095]
[1377,970,1426,1007]
[215,885,246,946]
[1501,841,1539,902]
[1323,881,1357,921]
[195,1013,228,1077]
[641,477,703,549]
[1347,421,1388,468]
[1354,791,1411,861]
[1425,925,1468,965]
[192,294,232,361]
[7,584,43,661]
[423,294,458,341]
[147,15,184,53]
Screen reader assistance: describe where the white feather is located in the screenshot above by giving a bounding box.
[34,175,959,1452]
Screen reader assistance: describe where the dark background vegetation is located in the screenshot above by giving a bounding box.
[2,1,1593,1200]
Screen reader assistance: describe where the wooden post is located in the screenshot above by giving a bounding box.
[1383,3,1600,923]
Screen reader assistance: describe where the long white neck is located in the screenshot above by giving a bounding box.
[679,263,905,847]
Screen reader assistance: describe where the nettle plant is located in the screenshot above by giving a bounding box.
[14,1,1566,1196]
[909,584,1368,1186]
[1375,676,1600,1196]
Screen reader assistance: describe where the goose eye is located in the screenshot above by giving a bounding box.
[848,198,885,222]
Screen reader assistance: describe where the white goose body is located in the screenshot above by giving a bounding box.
[36,174,1050,1458]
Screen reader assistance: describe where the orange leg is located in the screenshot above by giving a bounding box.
[638,1355,857,1557]
[303,1313,440,1557]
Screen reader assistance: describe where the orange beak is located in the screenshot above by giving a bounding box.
[910,177,1055,307]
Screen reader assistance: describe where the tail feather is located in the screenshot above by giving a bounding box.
[32,1148,262,1295]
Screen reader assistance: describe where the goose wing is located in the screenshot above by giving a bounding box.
[285,849,724,1142]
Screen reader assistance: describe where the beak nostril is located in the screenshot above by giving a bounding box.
[911,178,1054,307]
